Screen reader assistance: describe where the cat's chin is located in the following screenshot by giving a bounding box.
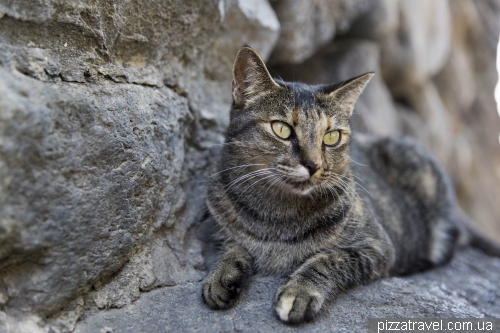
[297,186,316,196]
[283,180,316,196]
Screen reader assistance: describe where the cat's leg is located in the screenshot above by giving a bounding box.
[202,243,254,310]
[274,245,391,324]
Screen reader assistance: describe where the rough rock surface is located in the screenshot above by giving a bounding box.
[1,0,500,332]
[73,249,500,332]
[0,65,200,310]
[269,0,373,64]
[378,0,452,96]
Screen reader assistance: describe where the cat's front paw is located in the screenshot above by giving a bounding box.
[201,261,248,310]
[274,281,324,324]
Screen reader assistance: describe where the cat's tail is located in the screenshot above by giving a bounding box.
[454,208,500,257]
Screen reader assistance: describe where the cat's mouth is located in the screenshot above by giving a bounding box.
[281,177,317,195]
[275,165,318,194]
[284,178,311,186]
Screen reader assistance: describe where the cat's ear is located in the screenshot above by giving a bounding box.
[232,46,279,109]
[319,72,374,118]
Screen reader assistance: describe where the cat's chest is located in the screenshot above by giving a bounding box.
[232,231,338,276]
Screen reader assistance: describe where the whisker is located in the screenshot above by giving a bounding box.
[223,169,274,194]
[331,181,355,209]
[324,182,345,218]
[349,173,366,184]
[340,174,373,198]
[207,141,245,148]
[349,156,369,167]
[261,173,284,199]
[235,174,276,202]
[207,163,266,179]
[328,176,359,206]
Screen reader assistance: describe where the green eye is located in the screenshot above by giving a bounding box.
[272,121,292,139]
[323,130,340,146]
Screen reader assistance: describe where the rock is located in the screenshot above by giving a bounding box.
[347,0,399,40]
[378,0,452,96]
[202,0,281,126]
[432,0,500,238]
[204,0,280,82]
[72,249,500,332]
[270,40,402,136]
[269,0,374,64]
[403,82,454,164]
[0,68,204,318]
[0,0,275,331]
[367,0,500,239]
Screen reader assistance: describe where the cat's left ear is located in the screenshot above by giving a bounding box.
[318,72,374,118]
[232,46,280,109]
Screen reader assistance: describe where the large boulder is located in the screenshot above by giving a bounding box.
[269,0,374,64]
[347,0,399,40]
[432,0,500,238]
[201,0,281,127]
[377,0,452,97]
[0,67,204,323]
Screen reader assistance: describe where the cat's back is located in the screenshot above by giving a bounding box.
[350,133,452,206]
[350,134,458,274]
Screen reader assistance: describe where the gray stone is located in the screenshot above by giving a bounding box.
[347,0,399,40]
[0,0,258,331]
[204,0,280,82]
[0,67,204,316]
[403,82,454,163]
[72,249,500,333]
[269,0,374,64]
[202,0,281,128]
[432,0,500,238]
[378,0,452,96]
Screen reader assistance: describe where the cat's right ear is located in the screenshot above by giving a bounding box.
[232,46,279,109]
[319,72,374,118]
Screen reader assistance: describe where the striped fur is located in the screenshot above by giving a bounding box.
[202,46,463,324]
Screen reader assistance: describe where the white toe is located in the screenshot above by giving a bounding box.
[276,295,295,321]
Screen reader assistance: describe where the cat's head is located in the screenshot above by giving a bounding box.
[222,46,372,197]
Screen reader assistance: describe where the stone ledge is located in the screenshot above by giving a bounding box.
[74,248,500,333]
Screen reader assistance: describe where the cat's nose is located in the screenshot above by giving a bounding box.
[302,159,319,176]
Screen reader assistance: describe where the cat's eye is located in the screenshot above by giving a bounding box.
[323,130,340,146]
[272,121,292,139]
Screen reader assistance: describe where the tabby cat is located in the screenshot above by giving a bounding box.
[201,46,500,324]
